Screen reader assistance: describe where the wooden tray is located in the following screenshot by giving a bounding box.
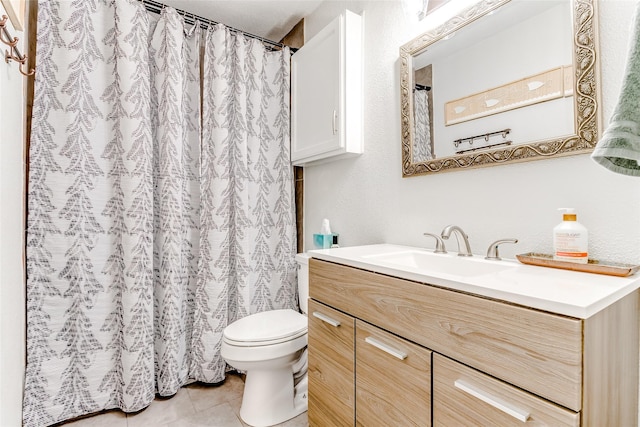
[516,253,640,277]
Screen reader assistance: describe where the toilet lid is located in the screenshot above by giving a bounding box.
[223,309,307,346]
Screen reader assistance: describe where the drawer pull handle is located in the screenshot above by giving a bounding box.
[332,110,337,135]
[454,380,530,422]
[312,311,341,327]
[364,337,408,360]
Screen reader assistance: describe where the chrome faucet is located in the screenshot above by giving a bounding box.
[441,225,473,257]
[423,232,447,254]
[485,238,518,260]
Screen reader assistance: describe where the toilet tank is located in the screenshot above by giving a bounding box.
[295,253,310,314]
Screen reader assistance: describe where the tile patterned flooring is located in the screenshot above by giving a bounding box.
[59,373,308,427]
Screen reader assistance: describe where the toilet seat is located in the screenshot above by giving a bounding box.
[223,309,307,347]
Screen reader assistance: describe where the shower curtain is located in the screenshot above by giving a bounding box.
[23,1,297,425]
[413,88,433,161]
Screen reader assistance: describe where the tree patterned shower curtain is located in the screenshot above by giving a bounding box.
[24,1,297,425]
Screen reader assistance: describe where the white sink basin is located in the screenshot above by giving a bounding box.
[309,244,640,319]
[364,250,516,277]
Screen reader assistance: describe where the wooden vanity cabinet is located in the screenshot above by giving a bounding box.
[433,354,579,426]
[308,299,431,427]
[308,258,639,426]
[308,299,355,426]
[355,320,431,427]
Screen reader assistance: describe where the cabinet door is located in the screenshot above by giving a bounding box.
[291,15,341,163]
[356,320,432,427]
[308,299,355,426]
[433,354,580,427]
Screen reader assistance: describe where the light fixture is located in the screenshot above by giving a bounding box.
[417,0,430,20]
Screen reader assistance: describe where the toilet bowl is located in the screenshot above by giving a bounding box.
[220,253,310,427]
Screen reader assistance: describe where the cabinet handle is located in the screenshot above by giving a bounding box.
[312,311,341,327]
[364,336,407,360]
[454,380,530,422]
[332,110,337,135]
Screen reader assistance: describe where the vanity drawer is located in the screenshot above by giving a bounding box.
[310,259,583,411]
[433,354,580,426]
[308,299,355,426]
[356,320,431,426]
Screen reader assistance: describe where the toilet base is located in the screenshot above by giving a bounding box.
[239,368,308,427]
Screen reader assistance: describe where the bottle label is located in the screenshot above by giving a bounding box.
[554,230,588,263]
[555,251,588,258]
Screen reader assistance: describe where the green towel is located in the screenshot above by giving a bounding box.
[591,3,640,176]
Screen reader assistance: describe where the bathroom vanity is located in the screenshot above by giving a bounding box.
[307,244,640,426]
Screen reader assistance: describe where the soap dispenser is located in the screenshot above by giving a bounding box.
[553,208,588,264]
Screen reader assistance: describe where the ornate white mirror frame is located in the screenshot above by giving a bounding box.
[399,0,600,176]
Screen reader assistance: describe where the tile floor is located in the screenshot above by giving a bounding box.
[58,373,308,427]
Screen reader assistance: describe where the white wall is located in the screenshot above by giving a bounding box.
[0,5,26,425]
[303,0,640,266]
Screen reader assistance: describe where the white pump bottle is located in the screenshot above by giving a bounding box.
[553,208,588,264]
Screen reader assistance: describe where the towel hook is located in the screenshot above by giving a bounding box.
[1,14,35,77]
[5,49,20,63]
[5,50,34,76]
[0,15,18,48]
[453,128,511,150]
[18,56,35,77]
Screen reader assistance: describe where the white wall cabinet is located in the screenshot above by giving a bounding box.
[291,10,363,166]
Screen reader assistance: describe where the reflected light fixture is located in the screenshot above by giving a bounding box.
[417,0,429,20]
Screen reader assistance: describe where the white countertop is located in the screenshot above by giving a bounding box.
[308,244,640,319]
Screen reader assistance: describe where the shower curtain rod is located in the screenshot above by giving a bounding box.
[140,0,293,51]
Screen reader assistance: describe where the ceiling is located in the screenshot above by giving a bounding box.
[160,0,325,42]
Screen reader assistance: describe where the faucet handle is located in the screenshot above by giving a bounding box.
[485,238,518,260]
[424,232,447,254]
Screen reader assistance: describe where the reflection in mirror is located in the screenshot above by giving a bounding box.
[399,0,600,176]
[413,71,433,161]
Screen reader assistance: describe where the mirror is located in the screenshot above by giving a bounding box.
[400,0,600,176]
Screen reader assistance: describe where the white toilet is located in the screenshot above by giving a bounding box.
[220,253,310,427]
